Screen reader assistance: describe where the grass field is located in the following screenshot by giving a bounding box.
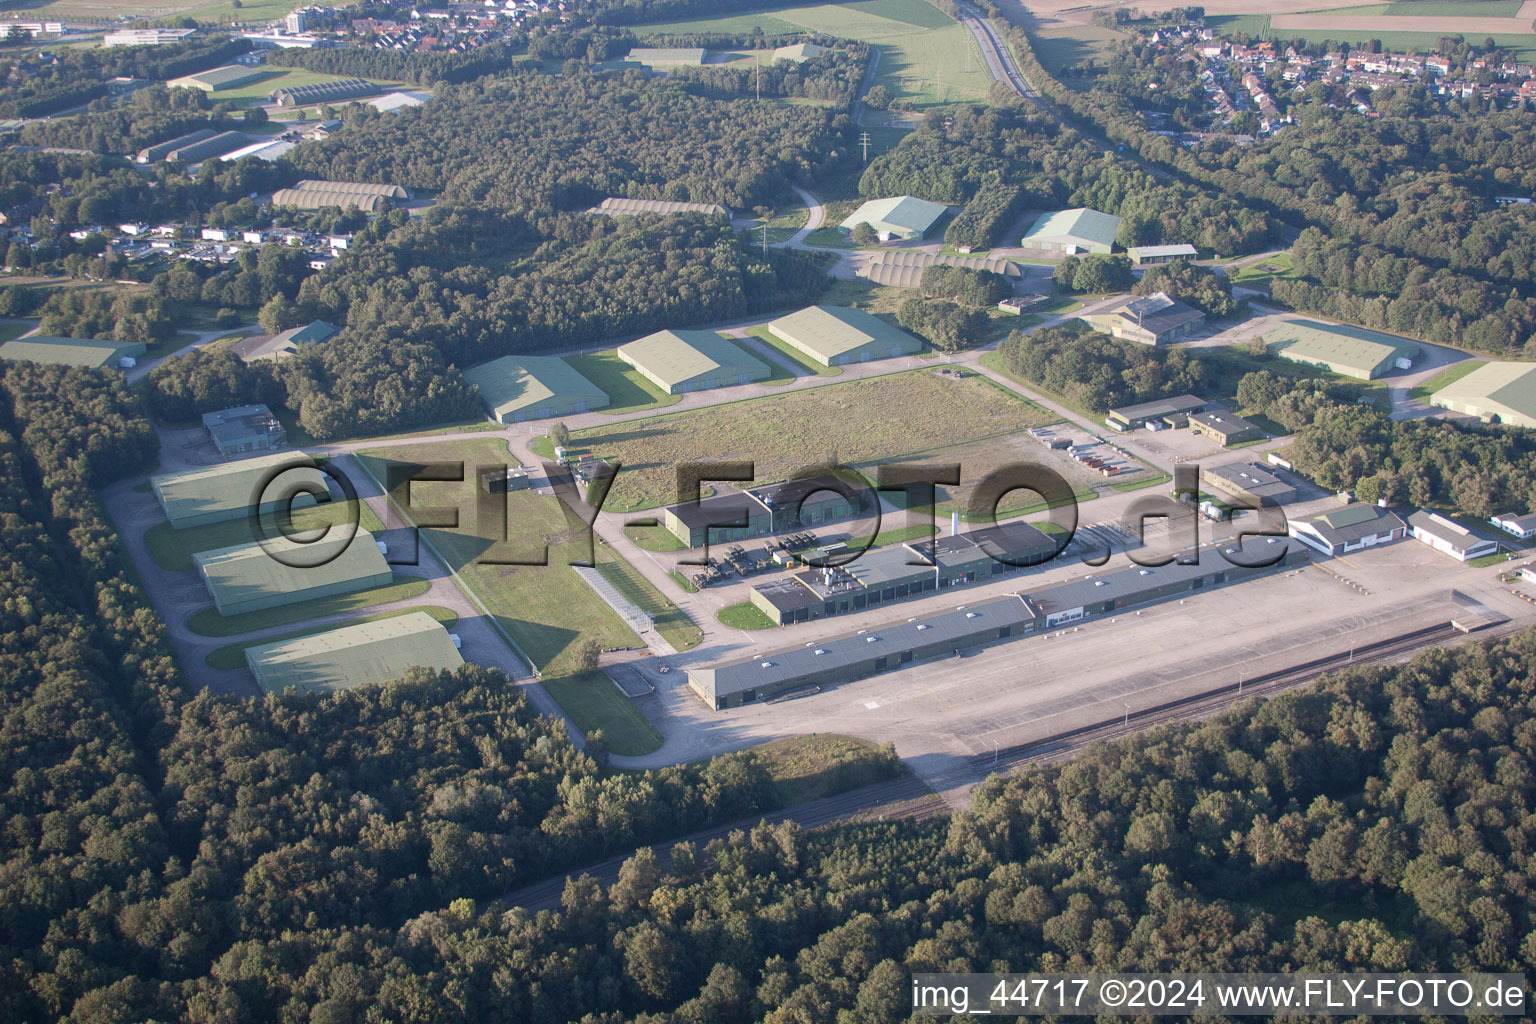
[187,575,431,637]
[541,671,663,755]
[626,522,689,551]
[718,601,779,629]
[1230,253,1300,289]
[748,733,901,804]
[1210,14,1536,61]
[1409,359,1486,400]
[1029,24,1126,83]
[742,324,842,377]
[637,0,994,109]
[145,499,386,573]
[563,369,1054,510]
[564,350,682,416]
[204,604,460,670]
[199,67,403,109]
[667,569,699,593]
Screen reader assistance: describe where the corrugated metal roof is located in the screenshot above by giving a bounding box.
[616,330,769,390]
[246,611,463,695]
[460,355,609,420]
[1431,360,1536,429]
[838,195,949,236]
[1262,319,1420,378]
[767,305,923,363]
[293,179,407,199]
[1022,207,1121,248]
[591,197,728,218]
[195,529,391,608]
[152,450,324,527]
[272,189,387,212]
[0,336,145,368]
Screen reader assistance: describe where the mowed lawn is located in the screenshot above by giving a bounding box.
[637,0,992,108]
[566,369,1056,510]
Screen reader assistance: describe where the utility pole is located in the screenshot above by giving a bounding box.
[859,130,871,162]
[761,218,768,254]
[756,61,761,101]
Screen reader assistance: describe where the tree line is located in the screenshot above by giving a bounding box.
[0,35,252,118]
[997,322,1209,412]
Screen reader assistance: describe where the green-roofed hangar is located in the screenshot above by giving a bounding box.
[838,196,948,241]
[195,530,393,617]
[767,306,924,367]
[152,451,325,530]
[1020,207,1121,254]
[616,330,770,394]
[245,611,463,695]
[168,64,265,92]
[1262,320,1420,380]
[461,355,610,423]
[0,336,145,369]
[1429,361,1536,429]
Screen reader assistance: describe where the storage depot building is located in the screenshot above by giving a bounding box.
[1429,360,1536,429]
[245,611,463,695]
[0,336,145,369]
[1106,394,1207,430]
[1288,503,1406,556]
[152,451,325,530]
[616,330,771,394]
[661,489,773,548]
[1262,320,1421,380]
[1407,510,1501,562]
[194,529,392,616]
[837,195,949,241]
[1020,207,1120,254]
[461,355,610,423]
[767,305,924,366]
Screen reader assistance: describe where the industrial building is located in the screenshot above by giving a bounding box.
[167,65,265,92]
[202,404,288,456]
[150,130,249,166]
[838,196,949,241]
[1082,292,1205,346]
[624,47,707,67]
[1491,511,1536,540]
[137,128,219,164]
[245,611,463,695]
[231,320,337,363]
[756,476,871,532]
[1020,208,1120,254]
[661,489,773,548]
[104,27,195,46]
[195,529,393,617]
[749,522,1060,626]
[1204,462,1297,506]
[461,355,610,423]
[590,197,729,219]
[0,336,145,369]
[616,330,770,394]
[1429,361,1536,429]
[152,450,323,530]
[1127,244,1198,265]
[774,42,828,62]
[859,249,1023,288]
[1263,320,1421,380]
[767,305,924,366]
[1408,510,1501,562]
[693,539,1306,707]
[1288,503,1406,556]
[292,180,408,200]
[269,77,380,106]
[1106,394,1207,431]
[1190,410,1264,447]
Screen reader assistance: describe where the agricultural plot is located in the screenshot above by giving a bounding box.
[565,369,1055,510]
[638,0,993,108]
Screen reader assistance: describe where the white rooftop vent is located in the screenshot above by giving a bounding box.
[865,636,879,643]
[1094,580,1107,586]
[965,611,979,618]
[1139,569,1152,575]
[760,661,774,668]
[916,623,930,630]
[814,648,827,655]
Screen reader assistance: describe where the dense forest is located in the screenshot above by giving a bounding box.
[16,84,244,155]
[0,36,251,118]
[997,322,1208,412]
[287,69,853,210]
[265,39,533,85]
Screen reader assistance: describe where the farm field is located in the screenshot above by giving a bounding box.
[637,0,994,108]
[1029,24,1126,82]
[1210,13,1536,59]
[2,0,359,24]
[564,369,1056,511]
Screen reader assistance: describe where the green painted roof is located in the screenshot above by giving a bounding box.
[838,196,948,236]
[767,305,924,363]
[195,529,391,608]
[245,611,463,695]
[461,355,609,420]
[170,64,264,90]
[1431,360,1536,428]
[152,451,323,527]
[0,336,146,369]
[616,330,770,390]
[1262,319,1420,378]
[1022,207,1121,248]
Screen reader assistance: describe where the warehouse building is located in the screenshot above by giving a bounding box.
[195,529,392,617]
[168,65,265,92]
[160,130,249,166]
[1491,511,1536,540]
[1106,394,1207,431]
[624,47,707,67]
[695,539,1305,706]
[1190,410,1264,447]
[245,611,463,695]
[1127,244,1198,265]
[0,336,145,369]
[292,180,408,200]
[838,196,949,241]
[1020,207,1120,254]
[1407,510,1501,562]
[272,188,385,213]
[1429,361,1536,429]
[231,320,337,363]
[461,355,610,423]
[859,249,1023,288]
[1082,291,1205,346]
[137,128,219,163]
[152,450,323,530]
[202,404,288,456]
[269,77,380,106]
[754,475,873,532]
[774,42,828,62]
[1204,462,1297,507]
[590,197,730,219]
[661,489,773,548]
[1288,503,1406,557]
[105,27,195,46]
[1263,320,1421,380]
[767,305,924,366]
[616,330,770,394]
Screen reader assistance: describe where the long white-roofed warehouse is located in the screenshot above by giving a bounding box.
[766,305,924,367]
[616,330,771,394]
